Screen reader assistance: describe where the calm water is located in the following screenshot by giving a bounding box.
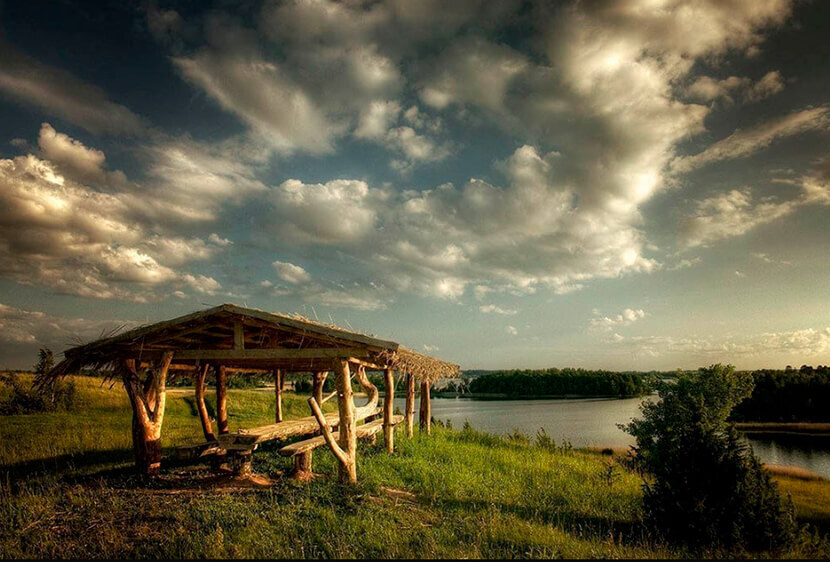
[394,396,830,478]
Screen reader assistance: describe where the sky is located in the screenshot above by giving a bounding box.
[0,0,829,371]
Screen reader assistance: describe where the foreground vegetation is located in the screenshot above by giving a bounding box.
[2,374,830,558]
[626,365,797,552]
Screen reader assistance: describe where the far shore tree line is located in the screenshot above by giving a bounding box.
[465,368,662,397]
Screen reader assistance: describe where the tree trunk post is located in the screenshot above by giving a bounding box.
[405,372,415,438]
[121,352,173,477]
[307,360,377,485]
[383,368,395,453]
[293,451,313,478]
[419,381,431,435]
[194,363,216,442]
[216,364,228,435]
[312,371,327,406]
[335,359,357,484]
[231,450,252,477]
[275,369,283,423]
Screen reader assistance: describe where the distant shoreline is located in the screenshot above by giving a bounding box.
[584,445,827,481]
[431,391,650,400]
[735,422,830,438]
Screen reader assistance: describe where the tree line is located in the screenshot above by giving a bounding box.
[731,365,830,423]
[467,368,658,397]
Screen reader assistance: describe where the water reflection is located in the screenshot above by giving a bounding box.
[394,396,830,478]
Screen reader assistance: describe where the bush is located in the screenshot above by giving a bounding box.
[623,364,796,553]
[0,373,76,415]
[33,347,54,378]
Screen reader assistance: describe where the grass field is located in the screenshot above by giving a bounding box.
[2,375,830,559]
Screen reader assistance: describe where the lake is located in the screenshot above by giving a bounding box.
[394,396,830,478]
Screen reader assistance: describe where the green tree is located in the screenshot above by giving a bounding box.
[623,364,795,553]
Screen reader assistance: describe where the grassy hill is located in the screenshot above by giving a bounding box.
[1,374,830,558]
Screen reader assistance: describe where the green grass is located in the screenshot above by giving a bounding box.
[1,374,829,558]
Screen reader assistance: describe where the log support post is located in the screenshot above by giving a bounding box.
[312,371,327,407]
[308,360,378,484]
[405,372,415,438]
[120,351,174,476]
[275,369,284,423]
[383,368,395,453]
[293,451,313,478]
[216,364,228,435]
[194,363,216,442]
[419,381,431,435]
[231,450,252,477]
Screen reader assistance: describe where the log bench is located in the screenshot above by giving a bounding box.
[171,441,223,462]
[213,407,383,476]
[279,414,404,478]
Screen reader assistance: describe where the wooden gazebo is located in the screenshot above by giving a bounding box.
[40,304,459,483]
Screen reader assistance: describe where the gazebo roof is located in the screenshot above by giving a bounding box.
[45,304,459,382]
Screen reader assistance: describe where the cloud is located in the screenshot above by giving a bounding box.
[751,252,792,265]
[684,70,784,105]
[667,256,702,271]
[386,126,451,171]
[0,127,234,301]
[418,36,528,113]
[181,274,221,295]
[265,278,389,311]
[505,325,518,336]
[679,188,798,248]
[610,327,830,363]
[0,301,138,367]
[590,308,646,331]
[354,100,449,172]
[678,169,830,248]
[36,123,126,186]
[745,70,786,102]
[273,261,311,284]
[137,135,267,223]
[354,100,401,140]
[269,179,385,245]
[672,105,830,173]
[173,52,338,154]
[479,304,517,315]
[381,144,657,296]
[0,40,146,135]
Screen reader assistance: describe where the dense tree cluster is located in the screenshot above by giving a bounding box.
[731,365,830,422]
[467,368,656,397]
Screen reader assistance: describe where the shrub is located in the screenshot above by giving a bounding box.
[623,364,796,553]
[0,373,76,415]
[33,347,54,378]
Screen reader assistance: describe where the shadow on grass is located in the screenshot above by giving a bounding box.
[182,396,216,420]
[0,444,226,487]
[438,496,650,547]
[0,447,135,482]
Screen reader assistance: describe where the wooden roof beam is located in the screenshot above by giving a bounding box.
[131,347,373,361]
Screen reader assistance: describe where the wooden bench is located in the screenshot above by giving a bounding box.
[213,407,383,476]
[171,441,223,462]
[280,414,404,477]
